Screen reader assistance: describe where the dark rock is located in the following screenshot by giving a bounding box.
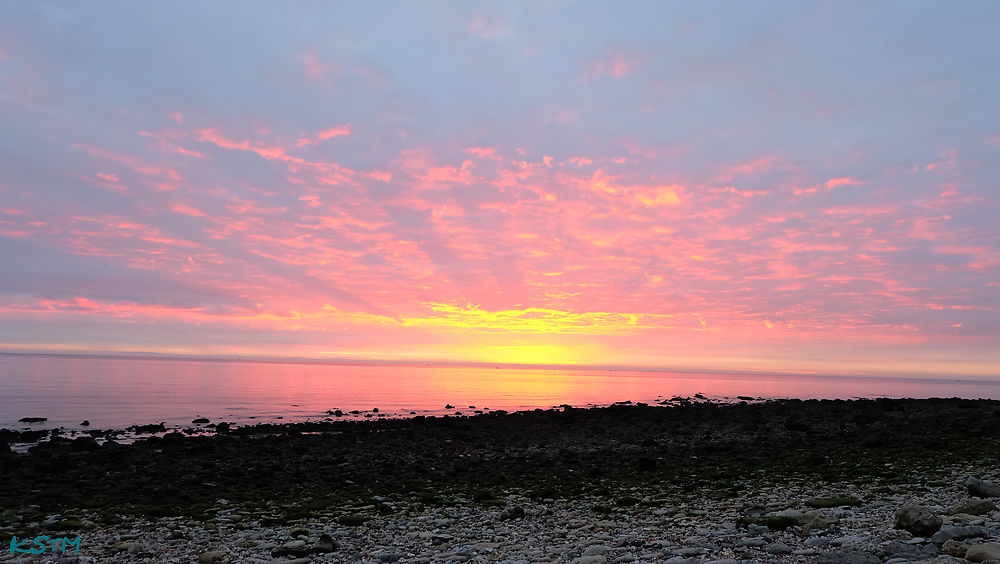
[214,422,230,434]
[18,417,47,423]
[894,501,942,536]
[501,506,526,520]
[70,437,100,451]
[127,422,166,433]
[966,477,1000,498]
[445,404,455,409]
[931,525,988,543]
[313,533,337,553]
[272,539,311,558]
[192,418,210,424]
[80,420,90,426]
[883,540,939,561]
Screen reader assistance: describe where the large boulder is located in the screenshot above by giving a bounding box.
[894,502,942,536]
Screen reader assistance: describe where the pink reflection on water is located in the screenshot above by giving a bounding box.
[1,355,997,430]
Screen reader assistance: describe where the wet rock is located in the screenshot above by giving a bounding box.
[192,417,210,424]
[966,477,1000,498]
[127,422,166,433]
[79,420,90,426]
[966,542,1000,562]
[894,502,942,536]
[18,417,47,423]
[374,551,404,562]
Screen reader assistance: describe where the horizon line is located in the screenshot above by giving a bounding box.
[1,349,998,383]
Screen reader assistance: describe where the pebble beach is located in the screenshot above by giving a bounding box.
[3,398,1000,564]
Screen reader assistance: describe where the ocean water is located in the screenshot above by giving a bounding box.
[1,353,998,431]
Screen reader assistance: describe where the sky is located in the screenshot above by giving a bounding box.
[1,2,999,377]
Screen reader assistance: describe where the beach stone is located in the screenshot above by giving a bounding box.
[375,552,404,562]
[941,540,969,558]
[312,537,336,553]
[197,552,228,564]
[817,550,880,564]
[806,513,840,532]
[965,542,1000,562]
[571,557,607,564]
[738,537,767,547]
[947,499,997,515]
[883,540,939,561]
[894,502,942,536]
[501,506,526,520]
[583,546,610,556]
[948,512,986,525]
[930,525,987,543]
[766,542,792,554]
[806,537,833,547]
[966,477,1000,498]
[770,509,809,524]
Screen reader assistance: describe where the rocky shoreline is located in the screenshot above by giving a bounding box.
[2,397,1000,563]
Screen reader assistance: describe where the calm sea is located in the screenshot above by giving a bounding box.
[2,354,999,431]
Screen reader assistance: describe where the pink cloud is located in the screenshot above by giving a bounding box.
[825,176,863,189]
[301,49,338,82]
[296,124,352,146]
[170,203,207,217]
[583,52,644,80]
